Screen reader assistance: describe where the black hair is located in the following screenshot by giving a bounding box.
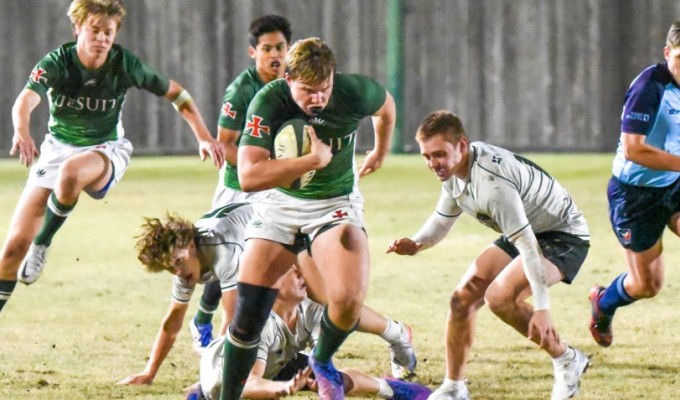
[249,15,292,48]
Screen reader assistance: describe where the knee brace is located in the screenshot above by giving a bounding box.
[229,282,279,343]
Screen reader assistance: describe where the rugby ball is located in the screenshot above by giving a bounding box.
[273,118,316,189]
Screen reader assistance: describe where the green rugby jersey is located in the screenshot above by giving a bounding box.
[240,73,387,199]
[25,42,169,146]
[217,66,267,191]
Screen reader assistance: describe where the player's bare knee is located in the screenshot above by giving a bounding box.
[57,163,81,195]
[484,287,513,316]
[633,278,663,299]
[449,289,477,317]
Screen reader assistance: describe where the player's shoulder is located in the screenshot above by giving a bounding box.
[629,63,673,92]
[229,66,265,91]
[334,73,382,93]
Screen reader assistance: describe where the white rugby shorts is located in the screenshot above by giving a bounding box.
[245,189,365,245]
[27,134,132,197]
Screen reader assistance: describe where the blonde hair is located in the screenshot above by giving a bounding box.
[135,213,197,273]
[415,110,467,144]
[667,21,680,48]
[285,37,336,85]
[67,0,126,28]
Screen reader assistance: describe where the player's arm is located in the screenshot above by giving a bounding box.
[10,88,41,167]
[359,90,396,177]
[118,300,189,385]
[164,80,224,167]
[620,131,680,171]
[242,361,310,399]
[387,188,461,255]
[217,127,240,167]
[238,127,331,192]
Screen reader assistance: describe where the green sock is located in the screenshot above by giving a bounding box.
[195,299,218,325]
[220,330,259,400]
[195,280,221,325]
[0,280,17,313]
[34,192,76,247]
[313,306,356,364]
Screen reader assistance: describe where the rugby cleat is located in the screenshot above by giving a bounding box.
[309,354,345,400]
[389,322,417,379]
[551,346,590,400]
[386,378,432,400]
[17,243,49,285]
[189,317,214,355]
[589,286,613,347]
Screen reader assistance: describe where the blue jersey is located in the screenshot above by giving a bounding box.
[612,63,680,187]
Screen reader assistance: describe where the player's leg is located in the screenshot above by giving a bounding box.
[341,368,431,400]
[296,249,416,378]
[590,178,668,346]
[189,279,222,354]
[430,243,509,400]
[484,256,565,355]
[19,150,112,284]
[218,288,237,335]
[0,185,50,311]
[485,233,590,400]
[220,238,296,400]
[308,223,369,400]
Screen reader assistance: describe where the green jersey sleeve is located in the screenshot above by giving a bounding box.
[120,46,169,96]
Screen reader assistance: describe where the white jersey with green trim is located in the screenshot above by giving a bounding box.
[171,203,253,303]
[435,142,589,241]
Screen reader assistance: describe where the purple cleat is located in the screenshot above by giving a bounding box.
[386,378,432,400]
[309,354,345,400]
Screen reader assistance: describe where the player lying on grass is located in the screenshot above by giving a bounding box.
[118,203,416,386]
[388,110,591,400]
[185,266,431,400]
[0,0,223,314]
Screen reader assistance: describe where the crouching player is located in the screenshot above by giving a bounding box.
[119,203,417,385]
[186,267,431,400]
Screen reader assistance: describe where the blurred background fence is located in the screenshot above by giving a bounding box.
[1,0,679,155]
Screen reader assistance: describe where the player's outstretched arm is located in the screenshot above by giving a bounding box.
[10,88,41,167]
[165,80,224,168]
[118,301,189,385]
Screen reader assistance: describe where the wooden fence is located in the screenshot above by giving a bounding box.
[1,0,679,156]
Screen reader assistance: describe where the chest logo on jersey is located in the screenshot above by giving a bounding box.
[84,79,97,87]
[53,94,118,112]
[29,67,47,84]
[246,115,270,138]
[310,117,325,125]
[221,102,237,119]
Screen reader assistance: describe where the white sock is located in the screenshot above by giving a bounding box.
[553,345,575,363]
[375,378,394,399]
[380,319,402,343]
[441,378,467,391]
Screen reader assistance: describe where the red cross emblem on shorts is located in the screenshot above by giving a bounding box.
[30,67,47,84]
[221,102,236,119]
[246,115,270,138]
[332,209,348,219]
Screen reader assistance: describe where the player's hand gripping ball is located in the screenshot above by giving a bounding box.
[274,118,316,189]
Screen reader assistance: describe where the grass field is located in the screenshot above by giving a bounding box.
[1,154,680,399]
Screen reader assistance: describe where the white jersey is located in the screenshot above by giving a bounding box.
[199,298,324,400]
[436,142,589,240]
[171,203,253,304]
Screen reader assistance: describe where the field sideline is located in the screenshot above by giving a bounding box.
[1,154,680,399]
